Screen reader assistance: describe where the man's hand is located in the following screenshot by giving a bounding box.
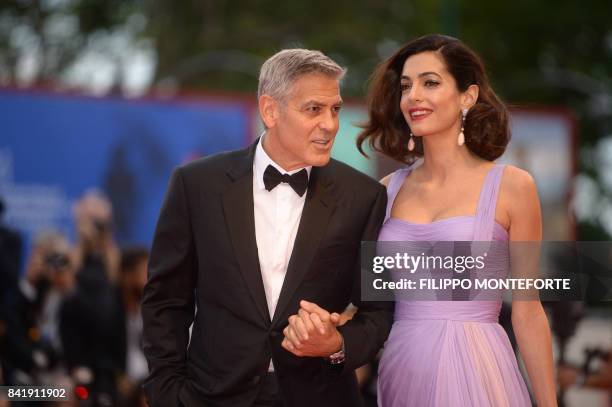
[281,300,343,357]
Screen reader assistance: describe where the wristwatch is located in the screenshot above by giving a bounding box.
[328,336,346,365]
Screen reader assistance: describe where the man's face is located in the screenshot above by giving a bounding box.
[262,73,343,171]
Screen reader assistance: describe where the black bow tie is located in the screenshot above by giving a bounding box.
[263,165,309,197]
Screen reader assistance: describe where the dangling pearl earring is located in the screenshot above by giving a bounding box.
[407,132,415,151]
[458,108,468,146]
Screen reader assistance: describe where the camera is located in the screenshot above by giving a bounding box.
[93,218,109,234]
[44,252,70,271]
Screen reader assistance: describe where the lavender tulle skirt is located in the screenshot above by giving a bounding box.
[377,301,531,407]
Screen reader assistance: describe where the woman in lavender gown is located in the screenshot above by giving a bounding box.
[356,35,557,406]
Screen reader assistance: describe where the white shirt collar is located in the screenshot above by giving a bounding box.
[254,134,312,191]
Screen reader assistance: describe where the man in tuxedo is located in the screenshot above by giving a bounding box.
[142,49,393,407]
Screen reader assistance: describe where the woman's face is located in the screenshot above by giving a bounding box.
[399,51,465,138]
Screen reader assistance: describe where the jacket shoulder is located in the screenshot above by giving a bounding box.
[179,148,245,176]
[173,145,253,186]
[320,159,386,202]
[322,159,384,196]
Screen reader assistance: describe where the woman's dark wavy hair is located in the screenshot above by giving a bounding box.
[357,34,509,164]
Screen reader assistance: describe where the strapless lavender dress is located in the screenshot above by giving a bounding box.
[377,164,531,407]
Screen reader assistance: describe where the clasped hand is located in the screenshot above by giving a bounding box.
[281,300,344,358]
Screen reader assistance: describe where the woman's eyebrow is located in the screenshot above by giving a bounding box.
[400,71,442,80]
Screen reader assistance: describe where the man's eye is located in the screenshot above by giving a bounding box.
[307,106,321,113]
[333,106,342,113]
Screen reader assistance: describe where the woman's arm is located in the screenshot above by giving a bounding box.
[512,301,557,406]
[504,166,557,407]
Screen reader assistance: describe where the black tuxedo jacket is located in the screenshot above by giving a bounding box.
[142,141,393,407]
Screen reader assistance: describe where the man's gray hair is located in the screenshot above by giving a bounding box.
[258,49,346,101]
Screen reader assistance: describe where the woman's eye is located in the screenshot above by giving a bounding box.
[400,83,411,92]
[425,80,439,87]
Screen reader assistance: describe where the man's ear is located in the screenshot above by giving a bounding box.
[259,95,279,128]
[461,84,479,110]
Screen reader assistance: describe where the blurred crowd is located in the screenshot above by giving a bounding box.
[0,189,611,407]
[0,191,149,407]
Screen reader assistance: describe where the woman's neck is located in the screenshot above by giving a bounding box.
[419,129,481,183]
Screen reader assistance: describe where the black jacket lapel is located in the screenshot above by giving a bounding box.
[222,142,271,325]
[272,168,335,328]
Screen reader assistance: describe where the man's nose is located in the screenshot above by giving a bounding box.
[319,109,338,131]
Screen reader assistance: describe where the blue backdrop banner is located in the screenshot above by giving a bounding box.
[0,90,252,257]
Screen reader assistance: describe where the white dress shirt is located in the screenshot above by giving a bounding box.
[253,136,311,318]
[253,137,311,371]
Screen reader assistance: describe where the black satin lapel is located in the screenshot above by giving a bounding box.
[222,155,270,325]
[271,170,334,327]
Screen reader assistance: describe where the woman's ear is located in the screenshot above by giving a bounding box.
[462,84,479,110]
[259,95,279,128]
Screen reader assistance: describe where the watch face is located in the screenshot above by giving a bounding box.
[328,352,346,365]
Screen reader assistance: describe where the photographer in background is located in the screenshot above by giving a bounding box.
[72,189,120,284]
[0,195,24,382]
[2,231,75,388]
[60,190,126,407]
[117,246,149,407]
[0,194,22,287]
[558,350,612,403]
[0,196,22,298]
